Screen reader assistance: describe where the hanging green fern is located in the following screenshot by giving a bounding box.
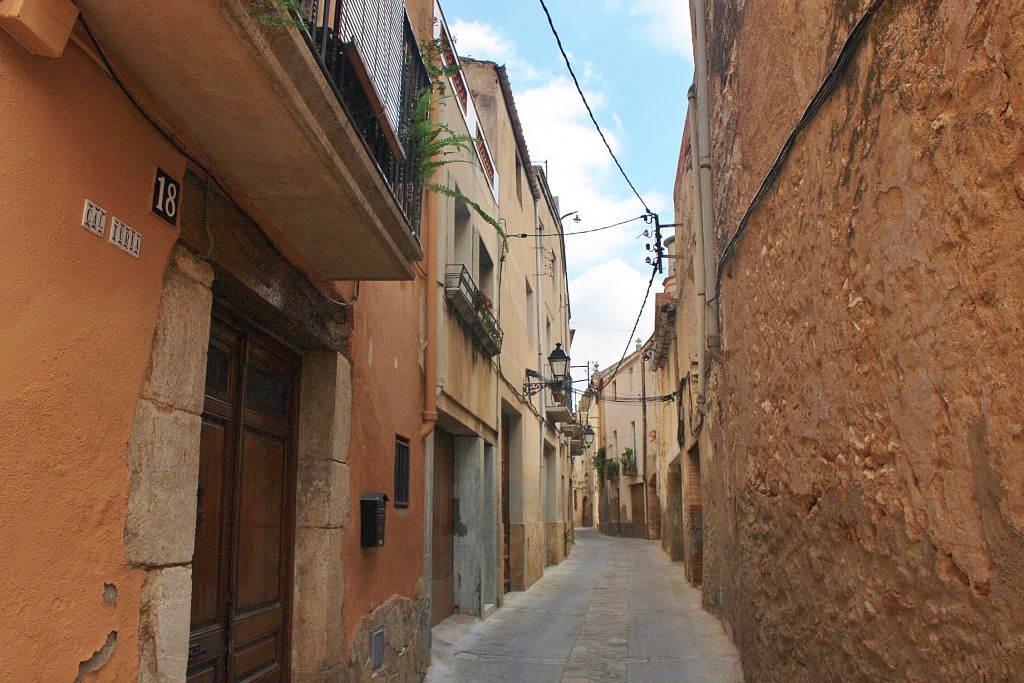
[239,0,307,30]
[408,40,508,251]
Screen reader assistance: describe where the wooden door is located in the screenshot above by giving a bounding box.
[501,418,511,594]
[189,314,298,682]
[431,429,455,625]
[630,483,646,539]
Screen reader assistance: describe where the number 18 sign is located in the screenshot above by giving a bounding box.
[152,167,180,226]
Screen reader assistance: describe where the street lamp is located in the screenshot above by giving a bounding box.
[548,343,569,382]
[524,343,571,397]
[582,424,595,448]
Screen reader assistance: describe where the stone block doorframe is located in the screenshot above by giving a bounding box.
[125,244,354,681]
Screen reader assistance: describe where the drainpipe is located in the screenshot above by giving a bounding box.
[640,350,649,539]
[686,89,709,412]
[533,180,547,559]
[692,0,720,353]
[421,182,439,616]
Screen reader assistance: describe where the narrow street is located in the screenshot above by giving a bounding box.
[427,528,743,682]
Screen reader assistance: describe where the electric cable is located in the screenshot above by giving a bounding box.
[713,0,887,301]
[509,214,647,239]
[596,261,658,388]
[537,0,652,215]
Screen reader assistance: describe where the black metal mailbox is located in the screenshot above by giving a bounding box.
[360,493,389,547]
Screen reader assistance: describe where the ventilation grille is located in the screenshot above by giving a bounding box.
[371,627,385,670]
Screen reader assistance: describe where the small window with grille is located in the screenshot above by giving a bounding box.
[394,436,410,508]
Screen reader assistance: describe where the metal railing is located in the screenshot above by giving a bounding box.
[298,0,429,237]
[444,264,503,357]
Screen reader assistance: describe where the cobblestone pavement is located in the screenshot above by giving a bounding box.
[427,528,743,682]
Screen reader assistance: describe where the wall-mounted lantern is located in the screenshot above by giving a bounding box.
[524,343,571,397]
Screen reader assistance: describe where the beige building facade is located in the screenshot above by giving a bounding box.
[462,58,576,592]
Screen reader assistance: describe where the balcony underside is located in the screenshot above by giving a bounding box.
[546,403,572,424]
[76,0,423,280]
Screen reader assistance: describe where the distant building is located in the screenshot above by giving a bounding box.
[592,347,657,539]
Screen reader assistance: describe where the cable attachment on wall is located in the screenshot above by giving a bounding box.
[318,280,361,307]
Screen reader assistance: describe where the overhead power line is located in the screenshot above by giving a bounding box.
[714,0,887,300]
[598,261,658,388]
[509,214,646,239]
[537,0,652,215]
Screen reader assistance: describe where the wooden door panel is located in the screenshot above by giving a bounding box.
[501,421,511,594]
[191,419,230,645]
[631,484,646,539]
[235,429,286,612]
[432,430,455,625]
[190,312,296,683]
[233,633,282,681]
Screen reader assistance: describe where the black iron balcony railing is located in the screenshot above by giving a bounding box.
[299,0,429,237]
[545,375,574,421]
[444,265,503,357]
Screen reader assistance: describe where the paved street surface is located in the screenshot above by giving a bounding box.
[427,528,743,682]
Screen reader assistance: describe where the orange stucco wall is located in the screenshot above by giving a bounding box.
[343,276,427,655]
[0,34,184,680]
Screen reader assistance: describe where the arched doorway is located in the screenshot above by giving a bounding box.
[581,496,593,527]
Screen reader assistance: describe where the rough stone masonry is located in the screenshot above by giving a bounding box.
[697,0,1024,680]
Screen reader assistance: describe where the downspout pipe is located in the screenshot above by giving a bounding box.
[421,180,439,438]
[692,0,720,348]
[421,175,439,623]
[533,179,547,552]
[686,87,709,412]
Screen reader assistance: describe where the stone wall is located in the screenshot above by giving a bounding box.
[126,244,214,681]
[509,522,547,590]
[347,590,430,682]
[545,521,566,566]
[698,0,1024,679]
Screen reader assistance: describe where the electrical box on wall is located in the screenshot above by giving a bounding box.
[360,493,388,548]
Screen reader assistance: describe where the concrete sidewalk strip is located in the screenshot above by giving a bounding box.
[427,528,743,682]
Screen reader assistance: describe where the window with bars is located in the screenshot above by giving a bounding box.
[394,436,410,507]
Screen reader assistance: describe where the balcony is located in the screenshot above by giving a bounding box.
[75,0,428,280]
[545,378,573,424]
[444,265,502,357]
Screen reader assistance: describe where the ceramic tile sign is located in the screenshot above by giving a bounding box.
[82,199,107,237]
[109,217,141,258]
[151,167,180,226]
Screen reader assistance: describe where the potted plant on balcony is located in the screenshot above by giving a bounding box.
[622,447,637,476]
[605,458,620,480]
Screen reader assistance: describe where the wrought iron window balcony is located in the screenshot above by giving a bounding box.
[545,375,573,423]
[75,0,429,280]
[444,265,503,357]
[300,0,430,237]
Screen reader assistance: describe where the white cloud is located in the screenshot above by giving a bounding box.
[449,19,542,82]
[513,77,668,272]
[447,18,664,369]
[569,260,656,370]
[628,0,693,59]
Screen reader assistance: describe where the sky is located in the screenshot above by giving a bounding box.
[439,0,695,372]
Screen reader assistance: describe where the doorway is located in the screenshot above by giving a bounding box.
[431,429,456,625]
[188,313,299,682]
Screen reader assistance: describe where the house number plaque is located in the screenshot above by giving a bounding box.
[151,167,180,226]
